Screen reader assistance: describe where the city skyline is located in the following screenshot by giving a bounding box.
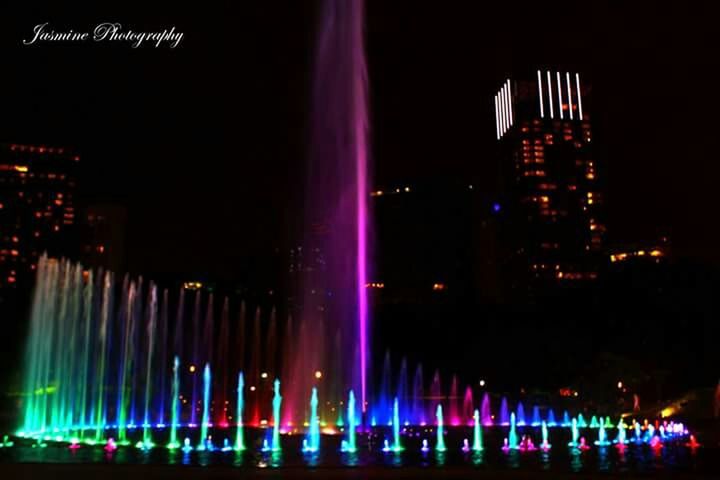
[0,2,717,281]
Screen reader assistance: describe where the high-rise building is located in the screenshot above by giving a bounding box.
[0,143,79,294]
[493,71,604,293]
[79,203,127,273]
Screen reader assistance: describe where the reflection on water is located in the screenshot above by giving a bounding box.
[0,429,712,475]
[569,449,583,473]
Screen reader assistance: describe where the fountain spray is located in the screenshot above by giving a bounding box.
[272,379,282,451]
[508,412,518,450]
[472,409,483,451]
[343,390,357,452]
[167,356,180,449]
[540,420,551,450]
[392,397,403,452]
[568,417,579,448]
[197,363,211,450]
[304,388,320,453]
[235,372,245,451]
[435,404,446,452]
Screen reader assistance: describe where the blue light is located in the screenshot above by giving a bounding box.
[492,203,501,213]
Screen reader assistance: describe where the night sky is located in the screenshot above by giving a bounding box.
[1,1,718,280]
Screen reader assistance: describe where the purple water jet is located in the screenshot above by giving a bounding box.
[292,0,371,420]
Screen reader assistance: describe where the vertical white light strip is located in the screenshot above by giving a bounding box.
[501,85,508,134]
[566,72,573,120]
[494,94,500,140]
[537,70,544,118]
[506,79,513,128]
[575,73,584,120]
[546,71,554,118]
[499,88,505,136]
[503,85,510,132]
[556,72,564,120]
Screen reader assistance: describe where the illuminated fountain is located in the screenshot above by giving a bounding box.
[499,397,509,426]
[168,357,180,449]
[472,409,483,451]
[234,372,245,451]
[615,418,627,446]
[341,390,357,453]
[540,421,551,450]
[271,379,282,452]
[391,397,403,452]
[516,402,526,426]
[547,409,557,427]
[435,405,446,452]
[303,388,320,453]
[480,393,492,426]
[197,363,211,451]
[503,412,519,452]
[568,418,580,448]
[531,406,541,426]
[595,419,611,446]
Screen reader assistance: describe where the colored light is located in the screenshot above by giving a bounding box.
[575,73,584,120]
[556,72,564,120]
[537,70,544,118]
[546,71,554,118]
[566,72,573,120]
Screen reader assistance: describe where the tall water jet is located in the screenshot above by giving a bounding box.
[480,393,492,426]
[377,352,392,425]
[297,0,372,419]
[531,406,541,426]
[577,413,587,428]
[411,364,425,425]
[197,363,211,450]
[615,419,627,445]
[117,280,138,444]
[507,412,519,450]
[449,375,461,426]
[540,421,551,450]
[462,386,474,426]
[142,286,157,448]
[343,390,357,452]
[562,410,571,427]
[396,358,409,425]
[392,397,403,452]
[472,409,483,451]
[156,289,169,426]
[547,409,557,427]
[234,372,245,451]
[595,419,610,446]
[568,418,580,448]
[168,356,180,449]
[499,397,509,425]
[429,371,442,424]
[304,388,320,453]
[516,402,526,426]
[435,404,446,452]
[271,379,282,451]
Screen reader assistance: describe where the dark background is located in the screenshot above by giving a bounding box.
[0,1,718,274]
[0,1,719,402]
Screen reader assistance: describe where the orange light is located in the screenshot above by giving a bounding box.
[14,165,28,173]
[189,365,196,373]
[314,370,323,379]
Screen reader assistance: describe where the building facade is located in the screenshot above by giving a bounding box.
[494,71,604,294]
[0,143,79,294]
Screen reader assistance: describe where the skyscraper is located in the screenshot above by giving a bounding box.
[494,71,604,294]
[0,143,79,295]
